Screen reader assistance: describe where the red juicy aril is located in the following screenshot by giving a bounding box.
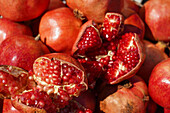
[33,53,88,109]
[72,12,145,85]
[12,89,58,113]
[0,65,28,98]
[0,0,50,22]
[39,7,82,54]
[0,35,50,72]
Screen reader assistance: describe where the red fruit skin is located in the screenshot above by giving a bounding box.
[66,0,123,23]
[164,108,170,113]
[98,75,149,113]
[0,18,32,44]
[0,35,50,72]
[124,13,145,40]
[39,7,82,54]
[140,0,170,42]
[149,58,170,109]
[3,99,20,113]
[0,0,50,22]
[137,40,168,84]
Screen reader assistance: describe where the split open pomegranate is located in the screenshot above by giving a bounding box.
[33,53,88,109]
[0,65,28,98]
[72,12,145,85]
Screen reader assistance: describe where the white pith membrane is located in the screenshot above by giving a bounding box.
[33,57,88,97]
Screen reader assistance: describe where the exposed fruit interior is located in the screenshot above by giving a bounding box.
[76,26,102,55]
[98,33,140,83]
[101,13,123,41]
[0,65,28,98]
[33,57,87,96]
[15,89,57,112]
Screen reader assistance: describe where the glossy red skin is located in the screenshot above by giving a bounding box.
[124,13,145,40]
[0,35,50,72]
[141,0,170,42]
[0,0,50,22]
[137,40,168,84]
[0,18,32,44]
[3,99,20,113]
[39,7,82,54]
[149,58,170,109]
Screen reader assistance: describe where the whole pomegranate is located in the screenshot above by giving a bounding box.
[33,53,88,109]
[0,35,50,72]
[149,58,170,109]
[98,75,149,113]
[0,18,32,44]
[164,108,170,113]
[140,0,170,42]
[72,12,145,86]
[0,0,50,21]
[39,7,82,54]
[137,40,168,84]
[67,0,124,23]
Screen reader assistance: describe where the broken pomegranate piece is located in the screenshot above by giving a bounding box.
[0,65,28,98]
[33,53,88,108]
[11,88,58,113]
[101,13,124,41]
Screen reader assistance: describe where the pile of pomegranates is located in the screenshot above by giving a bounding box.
[0,0,169,113]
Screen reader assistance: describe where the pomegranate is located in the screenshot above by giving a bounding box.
[140,0,170,42]
[149,58,170,109]
[0,35,50,72]
[0,65,29,98]
[0,0,50,21]
[66,0,123,23]
[0,18,32,44]
[3,99,20,113]
[137,40,168,84]
[39,7,82,54]
[11,88,58,113]
[33,53,88,109]
[98,75,149,113]
[124,13,145,40]
[72,12,145,85]
[66,0,141,23]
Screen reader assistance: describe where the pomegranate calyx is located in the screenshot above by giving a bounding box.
[73,9,86,20]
